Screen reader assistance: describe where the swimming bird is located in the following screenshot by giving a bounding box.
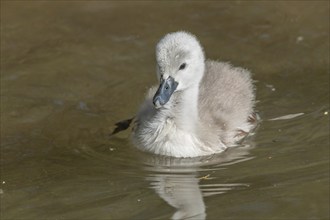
[132,31,257,158]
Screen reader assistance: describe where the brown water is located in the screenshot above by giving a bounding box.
[1,1,329,219]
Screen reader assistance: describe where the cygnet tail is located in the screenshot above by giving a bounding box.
[234,112,260,143]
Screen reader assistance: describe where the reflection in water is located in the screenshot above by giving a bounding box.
[141,143,255,219]
[149,173,205,220]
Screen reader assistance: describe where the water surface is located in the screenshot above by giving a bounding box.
[1,1,329,219]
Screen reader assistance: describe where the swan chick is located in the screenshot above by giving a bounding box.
[132,31,257,158]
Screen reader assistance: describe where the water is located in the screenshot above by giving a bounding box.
[1,1,329,219]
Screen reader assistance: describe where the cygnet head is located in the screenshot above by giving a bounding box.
[153,31,205,108]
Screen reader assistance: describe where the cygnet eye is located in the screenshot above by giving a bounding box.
[179,63,186,70]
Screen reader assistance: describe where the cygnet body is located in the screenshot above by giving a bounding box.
[132,31,257,158]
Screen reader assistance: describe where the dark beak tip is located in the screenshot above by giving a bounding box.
[152,97,162,109]
[153,76,178,108]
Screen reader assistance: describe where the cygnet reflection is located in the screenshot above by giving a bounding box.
[141,143,255,219]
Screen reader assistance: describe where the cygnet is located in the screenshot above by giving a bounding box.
[132,31,257,158]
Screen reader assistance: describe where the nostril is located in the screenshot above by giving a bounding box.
[165,85,169,90]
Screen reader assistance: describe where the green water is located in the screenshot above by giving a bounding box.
[1,1,329,219]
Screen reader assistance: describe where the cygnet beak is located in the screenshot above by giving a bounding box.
[153,76,178,109]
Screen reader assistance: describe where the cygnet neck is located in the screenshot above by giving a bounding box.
[174,82,201,133]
